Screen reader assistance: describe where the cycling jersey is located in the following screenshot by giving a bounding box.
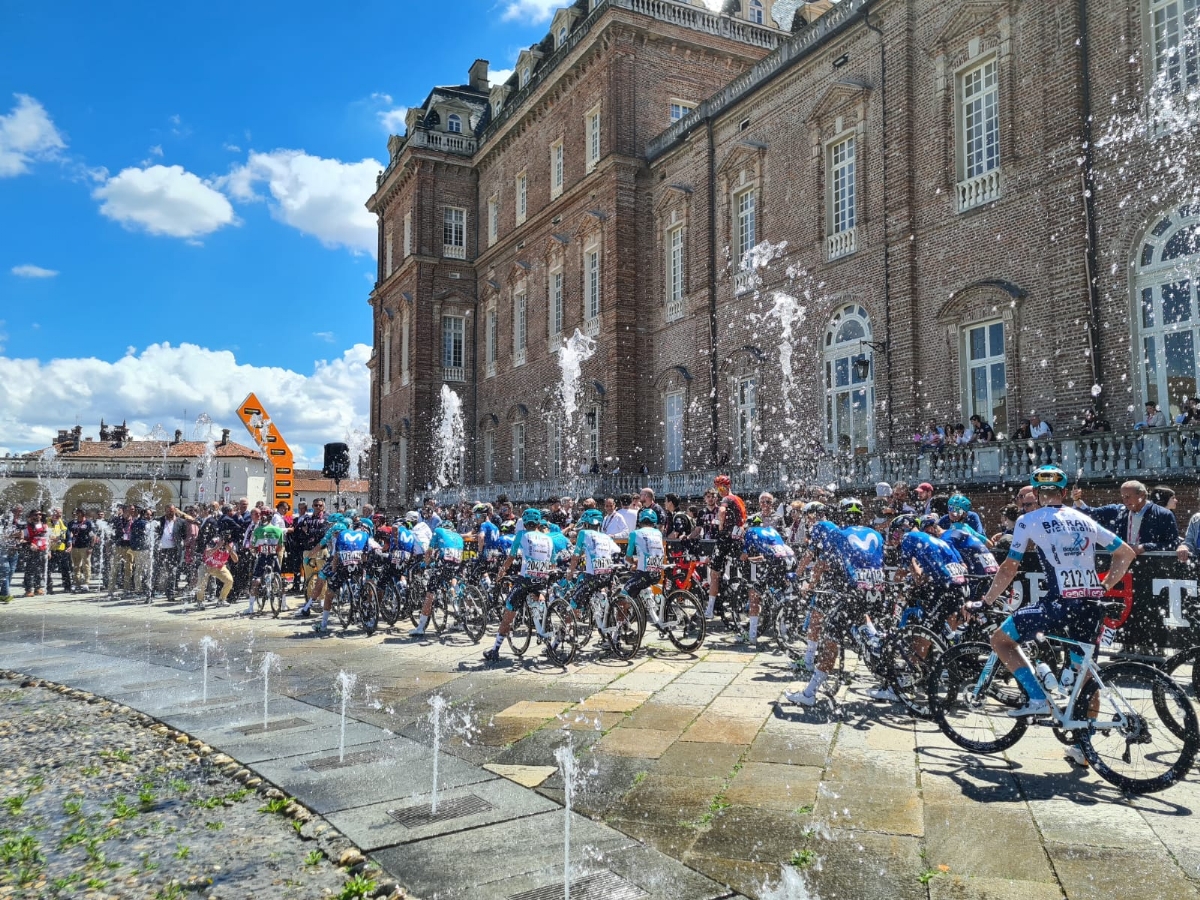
[937,510,986,535]
[807,520,840,561]
[942,525,998,577]
[546,524,571,560]
[410,521,433,554]
[430,526,465,563]
[509,530,554,579]
[1007,505,1122,602]
[829,525,886,590]
[390,526,419,563]
[626,525,665,573]
[898,531,967,587]
[478,520,503,555]
[334,529,368,565]
[718,494,747,540]
[575,529,620,575]
[743,525,796,565]
[252,523,285,553]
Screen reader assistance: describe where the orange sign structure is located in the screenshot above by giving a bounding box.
[236,392,295,509]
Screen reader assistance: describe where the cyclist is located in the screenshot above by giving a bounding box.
[245,511,286,616]
[981,465,1136,723]
[484,509,555,663]
[546,520,573,565]
[474,503,499,558]
[624,508,666,603]
[412,520,466,637]
[740,512,796,644]
[566,508,621,614]
[706,475,747,619]
[793,501,837,671]
[938,494,991,545]
[408,511,433,555]
[940,514,999,603]
[311,514,368,635]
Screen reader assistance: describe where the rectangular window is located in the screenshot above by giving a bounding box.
[443,207,466,258]
[584,245,601,325]
[961,58,1000,179]
[549,268,564,338]
[666,224,685,321]
[486,308,497,368]
[382,330,392,392]
[516,172,527,225]
[512,423,525,481]
[829,136,856,235]
[384,223,394,277]
[513,291,527,363]
[441,315,464,371]
[735,376,757,463]
[403,211,412,257]
[401,312,410,384]
[665,391,684,472]
[483,431,494,483]
[586,105,601,172]
[548,421,562,476]
[735,188,756,265]
[551,140,564,198]
[669,101,695,122]
[585,406,599,464]
[1151,0,1200,97]
[487,195,499,246]
[965,320,1007,430]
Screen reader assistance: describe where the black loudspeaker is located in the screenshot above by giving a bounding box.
[322,442,351,480]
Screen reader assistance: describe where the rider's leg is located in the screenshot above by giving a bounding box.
[319,582,334,630]
[748,587,761,641]
[804,607,824,667]
[991,620,1047,704]
[706,564,720,618]
[246,578,260,614]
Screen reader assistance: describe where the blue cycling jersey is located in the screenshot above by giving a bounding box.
[479,520,503,550]
[829,525,885,585]
[334,529,368,554]
[391,526,418,557]
[941,525,998,577]
[808,520,840,560]
[898,531,968,586]
[431,527,465,553]
[744,525,795,564]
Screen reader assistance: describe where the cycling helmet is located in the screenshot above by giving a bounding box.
[1030,465,1068,490]
[714,474,732,488]
[920,513,940,530]
[748,513,764,527]
[802,501,827,516]
[579,509,603,528]
[522,508,543,526]
[839,498,864,516]
[947,494,972,513]
[404,511,420,525]
[499,520,515,534]
[888,514,917,535]
[637,509,658,526]
[472,502,490,515]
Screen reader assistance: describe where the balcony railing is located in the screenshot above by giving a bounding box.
[443,243,467,260]
[443,366,466,383]
[513,348,527,368]
[733,269,755,295]
[957,169,1002,212]
[583,316,600,338]
[406,129,478,156]
[826,226,857,261]
[428,427,1200,505]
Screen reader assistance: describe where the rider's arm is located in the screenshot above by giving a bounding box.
[1101,538,1137,590]
[981,556,1020,605]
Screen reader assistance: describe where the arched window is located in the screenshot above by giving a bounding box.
[748,0,765,24]
[1135,204,1200,420]
[823,304,874,453]
[446,114,462,134]
[558,25,568,46]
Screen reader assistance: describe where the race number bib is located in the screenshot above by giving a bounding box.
[390,550,409,564]
[339,550,363,565]
[1058,567,1104,600]
[525,558,551,579]
[644,554,664,573]
[975,553,999,575]
[945,562,968,585]
[855,568,885,592]
[442,546,463,563]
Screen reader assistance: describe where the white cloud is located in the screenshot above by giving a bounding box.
[222,143,241,153]
[313,331,335,342]
[221,150,381,254]
[149,144,163,157]
[378,107,408,133]
[489,69,514,87]
[92,164,236,239]
[0,94,66,178]
[11,264,58,278]
[0,342,370,469]
[500,0,559,23]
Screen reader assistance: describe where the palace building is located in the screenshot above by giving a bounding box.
[367,0,1200,506]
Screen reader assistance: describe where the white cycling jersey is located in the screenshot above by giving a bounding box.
[629,526,665,573]
[1008,504,1122,602]
[515,531,554,580]
[578,530,619,575]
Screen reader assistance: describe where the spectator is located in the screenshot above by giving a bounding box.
[1150,485,1178,511]
[991,504,1020,544]
[913,482,934,516]
[109,505,136,595]
[46,508,71,594]
[130,507,155,599]
[21,511,48,596]
[547,497,569,528]
[663,494,695,541]
[1080,406,1111,434]
[1139,401,1168,429]
[1076,480,1184,559]
[757,492,785,529]
[67,508,95,593]
[1028,413,1052,439]
[969,414,995,442]
[615,493,638,533]
[1013,420,1032,441]
[697,489,720,539]
[0,506,22,602]
[888,482,915,515]
[157,505,192,601]
[601,497,628,537]
[951,423,969,446]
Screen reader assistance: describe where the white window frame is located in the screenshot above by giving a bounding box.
[442,314,465,380]
[558,25,568,47]
[550,140,564,198]
[515,172,527,226]
[443,207,466,258]
[583,241,601,333]
[962,319,1007,432]
[748,0,764,24]
[549,266,564,342]
[548,420,562,476]
[956,55,1001,212]
[446,113,462,133]
[826,133,857,259]
[733,187,756,292]
[382,329,392,394]
[487,195,499,246]
[520,67,530,88]
[483,431,495,484]
[584,406,599,464]
[734,376,758,464]
[664,390,684,472]
[400,309,411,385]
[585,104,601,172]
[822,304,875,453]
[1149,0,1200,99]
[513,290,527,366]
[485,307,498,378]
[403,211,412,257]
[666,223,685,322]
[669,100,696,122]
[384,222,394,277]
[512,423,526,482]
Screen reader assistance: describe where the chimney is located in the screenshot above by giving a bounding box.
[469,59,490,92]
[220,428,230,446]
[56,429,70,445]
[172,429,183,445]
[98,419,109,442]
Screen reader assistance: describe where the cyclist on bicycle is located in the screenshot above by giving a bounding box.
[980,464,1136,720]
[740,512,795,644]
[706,475,747,619]
[246,513,286,617]
[938,494,992,546]
[311,514,368,634]
[624,509,666,603]
[484,509,555,663]
[566,508,621,613]
[408,511,433,554]
[793,501,836,670]
[939,513,999,603]
[893,515,971,633]
[412,522,466,637]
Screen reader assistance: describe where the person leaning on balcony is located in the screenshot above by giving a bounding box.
[1139,401,1168,429]
[1028,413,1053,439]
[1080,406,1111,434]
[969,414,995,442]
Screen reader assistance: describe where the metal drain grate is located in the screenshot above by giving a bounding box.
[235,717,311,735]
[507,871,648,900]
[387,793,493,828]
[306,748,387,772]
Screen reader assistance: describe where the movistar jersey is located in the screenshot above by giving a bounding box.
[829,525,886,590]
[942,525,998,577]
[334,528,368,565]
[1008,505,1122,602]
[898,531,967,587]
[744,525,795,565]
[808,520,840,561]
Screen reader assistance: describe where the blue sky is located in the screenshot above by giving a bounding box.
[0,0,562,464]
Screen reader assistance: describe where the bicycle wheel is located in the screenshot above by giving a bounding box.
[544,600,578,666]
[928,641,1029,753]
[883,624,945,720]
[606,595,643,660]
[665,589,706,652]
[774,600,808,659]
[1164,644,1200,701]
[508,605,533,657]
[574,594,596,648]
[1075,661,1199,794]
[254,582,267,614]
[268,572,284,617]
[333,584,353,630]
[408,572,428,628]
[430,589,450,634]
[718,584,745,634]
[359,582,379,637]
[378,579,401,627]
[459,585,488,643]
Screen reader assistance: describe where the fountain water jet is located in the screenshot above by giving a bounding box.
[433,387,465,490]
[554,740,579,900]
[259,651,279,729]
[336,671,357,763]
[428,695,448,813]
[200,636,217,705]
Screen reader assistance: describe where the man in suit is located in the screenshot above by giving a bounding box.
[1074,480,1185,558]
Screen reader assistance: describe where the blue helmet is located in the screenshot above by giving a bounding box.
[522,508,543,526]
[947,494,971,513]
[579,509,603,527]
[637,509,658,526]
[1030,465,1068,490]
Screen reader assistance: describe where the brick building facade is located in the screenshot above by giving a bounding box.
[368,0,1200,507]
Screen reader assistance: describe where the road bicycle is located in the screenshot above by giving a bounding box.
[507,589,578,666]
[329,554,379,637]
[251,552,285,618]
[564,571,644,660]
[927,606,1199,794]
[627,580,706,652]
[422,565,488,643]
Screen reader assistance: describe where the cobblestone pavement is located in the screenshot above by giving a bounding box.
[3,588,1200,900]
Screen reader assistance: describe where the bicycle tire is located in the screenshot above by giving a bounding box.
[430,590,450,634]
[607,596,643,660]
[665,589,706,652]
[268,572,284,617]
[774,600,808,659]
[574,594,597,648]
[459,585,487,643]
[544,599,578,666]
[1164,643,1200,702]
[928,641,1029,753]
[254,583,267,615]
[333,584,353,630]
[1075,660,1199,795]
[508,605,534,657]
[719,584,746,634]
[378,579,401,627]
[359,582,379,636]
[884,624,945,720]
[408,572,428,628]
